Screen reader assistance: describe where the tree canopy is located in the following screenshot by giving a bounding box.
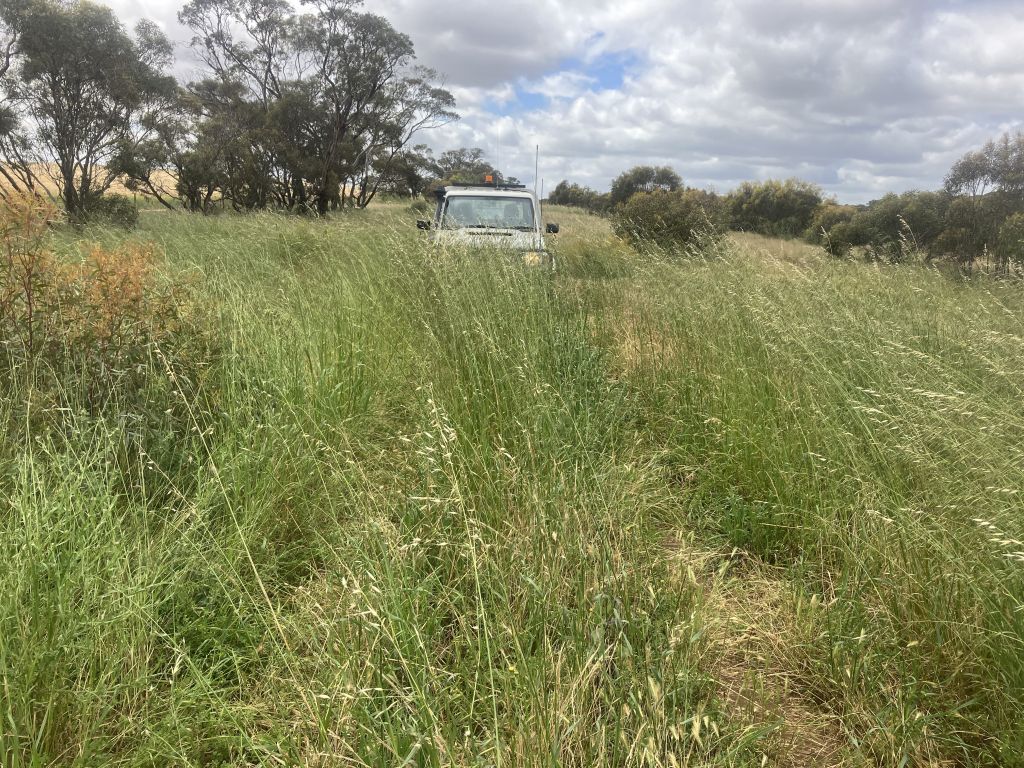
[0,0,457,216]
[609,166,682,207]
[0,0,177,216]
[168,0,456,213]
[945,133,1024,199]
[727,179,823,238]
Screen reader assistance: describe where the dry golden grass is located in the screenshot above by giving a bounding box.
[663,529,852,767]
[728,231,830,269]
[0,163,176,203]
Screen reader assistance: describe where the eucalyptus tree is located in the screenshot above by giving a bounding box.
[3,1,177,217]
[372,144,439,198]
[943,132,1024,265]
[609,165,682,207]
[945,132,1024,200]
[435,148,497,184]
[345,67,456,208]
[0,0,40,198]
[177,0,457,213]
[112,83,235,213]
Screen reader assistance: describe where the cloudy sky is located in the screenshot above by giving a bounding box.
[110,0,1022,203]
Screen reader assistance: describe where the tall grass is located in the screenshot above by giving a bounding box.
[2,209,729,766]
[1,206,1022,766]
[620,234,1024,765]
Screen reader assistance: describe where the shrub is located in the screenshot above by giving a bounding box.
[1,194,62,360]
[807,192,955,262]
[998,212,1024,269]
[547,180,612,214]
[931,227,972,259]
[0,192,215,422]
[727,178,823,238]
[805,202,860,254]
[80,193,140,229]
[613,188,728,252]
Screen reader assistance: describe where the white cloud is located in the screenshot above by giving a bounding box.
[522,71,597,101]
[108,0,1024,202]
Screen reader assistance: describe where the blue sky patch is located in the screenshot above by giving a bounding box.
[489,49,642,116]
[573,50,640,91]
[511,88,548,112]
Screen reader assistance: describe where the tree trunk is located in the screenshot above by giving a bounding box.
[315,189,329,216]
[292,175,307,212]
[61,165,81,217]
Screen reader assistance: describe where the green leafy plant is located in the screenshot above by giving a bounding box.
[80,193,140,229]
[614,188,728,252]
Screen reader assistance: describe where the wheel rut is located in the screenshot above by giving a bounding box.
[665,534,851,766]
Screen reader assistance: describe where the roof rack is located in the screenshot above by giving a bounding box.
[443,182,528,191]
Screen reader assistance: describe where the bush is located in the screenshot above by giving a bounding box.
[931,227,971,259]
[807,191,954,263]
[80,193,140,229]
[998,212,1024,268]
[805,202,859,254]
[547,180,612,214]
[727,178,823,238]
[613,188,728,252]
[0,193,216,422]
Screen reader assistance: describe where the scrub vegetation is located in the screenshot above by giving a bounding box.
[553,132,1024,275]
[2,199,1023,767]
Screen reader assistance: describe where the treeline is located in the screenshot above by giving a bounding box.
[547,166,684,213]
[549,170,839,249]
[808,134,1024,269]
[0,0,457,219]
[550,133,1024,269]
[549,169,826,240]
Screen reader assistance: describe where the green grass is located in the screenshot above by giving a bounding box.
[2,205,1023,766]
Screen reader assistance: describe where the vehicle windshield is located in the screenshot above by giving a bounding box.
[441,196,536,230]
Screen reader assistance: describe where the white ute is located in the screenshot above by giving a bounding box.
[417,181,559,266]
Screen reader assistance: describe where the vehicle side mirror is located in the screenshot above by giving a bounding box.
[546,223,559,234]
[416,219,430,230]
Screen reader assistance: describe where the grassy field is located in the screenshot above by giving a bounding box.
[2,203,1023,766]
